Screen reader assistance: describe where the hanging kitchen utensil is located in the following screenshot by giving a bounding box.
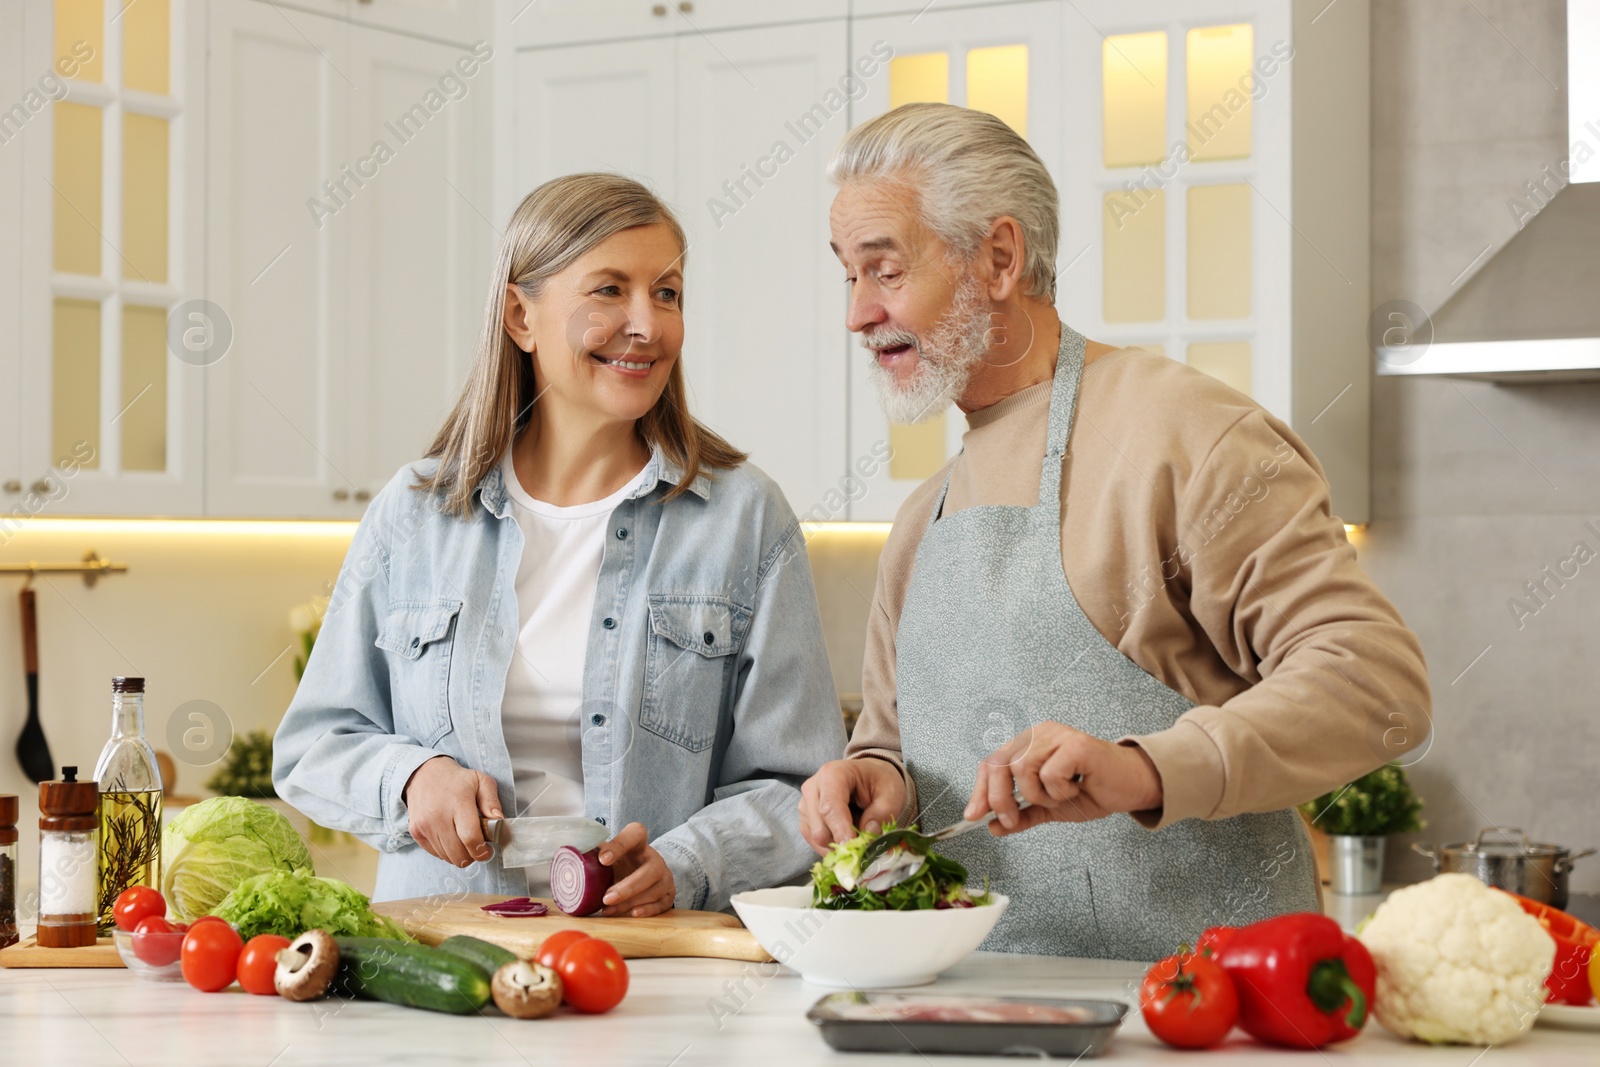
[14,587,53,785]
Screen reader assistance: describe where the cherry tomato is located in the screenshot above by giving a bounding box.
[237,935,292,996]
[555,938,628,1014]
[131,916,182,967]
[1140,949,1239,1049]
[188,915,229,930]
[113,885,166,932]
[181,920,243,992]
[535,929,591,971]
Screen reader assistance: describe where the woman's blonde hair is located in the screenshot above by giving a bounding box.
[415,173,746,517]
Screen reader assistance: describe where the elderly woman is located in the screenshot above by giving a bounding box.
[275,173,844,915]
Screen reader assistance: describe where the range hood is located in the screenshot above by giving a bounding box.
[1378,0,1600,382]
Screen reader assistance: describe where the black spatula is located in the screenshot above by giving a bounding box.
[15,587,53,784]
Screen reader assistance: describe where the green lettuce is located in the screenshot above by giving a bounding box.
[810,821,992,911]
[161,797,314,921]
[212,868,410,941]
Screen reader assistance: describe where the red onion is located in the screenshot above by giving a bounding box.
[481,898,549,917]
[550,845,613,916]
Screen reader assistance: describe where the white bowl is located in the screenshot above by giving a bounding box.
[730,885,1009,989]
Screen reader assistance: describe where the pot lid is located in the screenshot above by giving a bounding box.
[1444,828,1568,858]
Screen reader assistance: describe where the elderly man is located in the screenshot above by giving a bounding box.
[798,103,1431,960]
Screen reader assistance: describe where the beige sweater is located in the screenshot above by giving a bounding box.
[846,346,1431,829]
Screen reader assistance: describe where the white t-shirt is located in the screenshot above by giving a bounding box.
[499,448,649,819]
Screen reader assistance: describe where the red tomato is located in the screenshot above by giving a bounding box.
[556,938,629,1014]
[1140,950,1239,1049]
[131,916,182,967]
[113,885,166,932]
[535,929,591,971]
[188,915,228,930]
[237,935,291,996]
[181,921,244,992]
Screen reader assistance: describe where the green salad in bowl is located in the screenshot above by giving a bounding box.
[811,821,992,911]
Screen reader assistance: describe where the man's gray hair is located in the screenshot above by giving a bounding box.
[828,102,1059,300]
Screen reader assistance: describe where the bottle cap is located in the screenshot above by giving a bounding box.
[0,794,16,845]
[40,768,98,826]
[112,676,145,694]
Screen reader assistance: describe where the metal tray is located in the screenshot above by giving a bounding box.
[806,992,1128,1058]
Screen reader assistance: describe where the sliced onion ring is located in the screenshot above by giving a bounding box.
[550,845,614,917]
[481,898,549,917]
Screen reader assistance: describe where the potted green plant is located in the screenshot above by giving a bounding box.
[1300,764,1425,895]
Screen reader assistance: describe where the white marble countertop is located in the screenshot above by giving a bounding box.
[4,950,1597,1066]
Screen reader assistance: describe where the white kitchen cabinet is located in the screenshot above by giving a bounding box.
[511,18,852,514]
[347,0,486,45]
[206,1,492,518]
[673,21,851,515]
[508,0,846,49]
[844,1,1064,520]
[205,0,353,518]
[510,35,676,208]
[339,20,492,500]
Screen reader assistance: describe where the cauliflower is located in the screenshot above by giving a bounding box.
[1358,874,1555,1045]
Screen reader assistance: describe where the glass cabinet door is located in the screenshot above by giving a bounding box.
[1056,1,1294,424]
[39,0,201,514]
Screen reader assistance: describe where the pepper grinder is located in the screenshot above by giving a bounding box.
[37,767,99,948]
[0,794,17,949]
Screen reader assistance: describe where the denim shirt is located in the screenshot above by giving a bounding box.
[272,448,846,911]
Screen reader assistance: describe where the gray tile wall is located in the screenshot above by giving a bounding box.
[1365,0,1599,891]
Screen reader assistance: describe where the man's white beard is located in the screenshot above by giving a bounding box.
[863,274,992,425]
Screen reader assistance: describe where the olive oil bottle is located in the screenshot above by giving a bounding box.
[93,677,163,933]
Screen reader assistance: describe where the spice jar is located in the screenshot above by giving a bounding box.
[38,767,99,948]
[0,794,16,949]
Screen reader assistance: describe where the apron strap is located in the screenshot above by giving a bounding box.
[1037,325,1087,514]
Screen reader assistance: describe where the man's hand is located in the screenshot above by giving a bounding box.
[597,822,675,918]
[799,757,908,854]
[963,723,1163,836]
[402,755,502,866]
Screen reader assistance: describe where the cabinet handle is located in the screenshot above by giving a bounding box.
[354,489,372,503]
[31,479,52,495]
[677,1,693,11]
[333,488,350,501]
[2,479,18,493]
[651,3,667,14]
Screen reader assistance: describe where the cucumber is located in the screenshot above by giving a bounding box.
[434,934,520,975]
[332,936,493,1015]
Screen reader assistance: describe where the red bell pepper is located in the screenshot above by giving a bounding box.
[1197,925,1238,958]
[1213,913,1376,1049]
[1499,891,1597,1006]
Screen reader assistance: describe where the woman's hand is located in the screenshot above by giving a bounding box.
[962,723,1164,835]
[402,755,503,867]
[597,822,676,918]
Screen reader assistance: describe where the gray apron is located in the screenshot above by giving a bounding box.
[896,325,1319,961]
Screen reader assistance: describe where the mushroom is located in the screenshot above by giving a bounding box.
[275,929,340,1001]
[491,960,563,1019]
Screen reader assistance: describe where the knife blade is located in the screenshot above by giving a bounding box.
[480,816,612,869]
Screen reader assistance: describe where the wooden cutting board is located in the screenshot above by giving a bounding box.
[0,936,124,968]
[372,895,772,963]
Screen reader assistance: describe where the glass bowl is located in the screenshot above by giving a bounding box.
[112,926,186,982]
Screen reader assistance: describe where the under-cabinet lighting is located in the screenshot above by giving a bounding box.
[4,518,361,537]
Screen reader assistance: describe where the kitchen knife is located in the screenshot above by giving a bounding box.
[480,816,611,869]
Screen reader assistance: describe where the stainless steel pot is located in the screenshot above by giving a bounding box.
[1412,827,1596,909]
